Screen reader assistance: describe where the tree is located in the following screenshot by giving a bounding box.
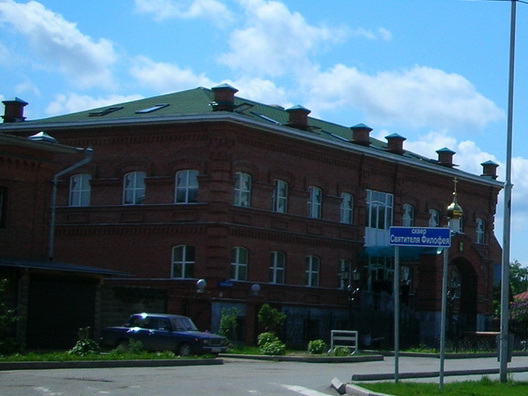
[257,304,286,335]
[510,260,528,297]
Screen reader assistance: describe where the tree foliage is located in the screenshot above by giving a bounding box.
[257,303,286,335]
[0,279,21,354]
[510,260,528,297]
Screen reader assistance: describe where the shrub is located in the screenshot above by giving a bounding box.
[257,304,286,335]
[257,332,279,347]
[307,339,327,354]
[219,308,239,342]
[110,339,145,355]
[259,340,286,355]
[0,279,21,355]
[332,346,351,356]
[68,327,99,356]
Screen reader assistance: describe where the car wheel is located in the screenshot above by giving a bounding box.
[178,342,193,356]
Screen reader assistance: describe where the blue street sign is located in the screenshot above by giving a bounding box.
[389,226,451,248]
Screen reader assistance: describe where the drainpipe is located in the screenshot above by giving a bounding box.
[48,147,93,261]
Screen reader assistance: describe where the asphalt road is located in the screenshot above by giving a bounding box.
[2,355,528,396]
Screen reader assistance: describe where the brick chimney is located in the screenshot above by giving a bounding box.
[211,83,238,112]
[481,160,499,179]
[286,105,311,130]
[385,133,406,154]
[350,123,372,146]
[2,97,28,123]
[436,147,455,167]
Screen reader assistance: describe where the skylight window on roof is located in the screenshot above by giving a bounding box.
[250,111,281,125]
[89,106,123,117]
[135,104,169,114]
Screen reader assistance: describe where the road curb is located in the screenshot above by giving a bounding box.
[0,358,223,371]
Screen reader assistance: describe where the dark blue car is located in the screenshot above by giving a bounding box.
[100,313,228,356]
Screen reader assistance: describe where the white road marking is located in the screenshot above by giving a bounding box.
[33,387,63,395]
[281,384,331,396]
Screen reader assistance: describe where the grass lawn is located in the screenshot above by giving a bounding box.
[361,377,528,396]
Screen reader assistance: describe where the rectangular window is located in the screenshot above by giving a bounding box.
[365,190,393,246]
[171,245,195,279]
[230,247,248,281]
[234,172,251,207]
[476,218,485,244]
[175,170,199,203]
[272,180,288,213]
[69,173,91,206]
[305,255,320,287]
[123,171,146,205]
[307,186,322,219]
[340,193,353,224]
[269,251,285,284]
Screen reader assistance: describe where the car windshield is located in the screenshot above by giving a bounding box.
[171,317,198,331]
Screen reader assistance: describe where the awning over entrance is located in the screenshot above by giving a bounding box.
[360,246,442,260]
[0,257,128,277]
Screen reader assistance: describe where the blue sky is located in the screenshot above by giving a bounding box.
[1,0,528,264]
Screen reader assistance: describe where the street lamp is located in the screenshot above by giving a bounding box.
[196,278,207,293]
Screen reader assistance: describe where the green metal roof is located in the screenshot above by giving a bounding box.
[0,86,503,187]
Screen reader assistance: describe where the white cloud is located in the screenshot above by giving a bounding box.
[134,0,234,24]
[230,77,290,107]
[0,0,118,89]
[220,0,348,77]
[45,93,144,116]
[306,64,504,132]
[129,56,214,92]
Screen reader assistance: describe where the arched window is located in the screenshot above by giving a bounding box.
[69,173,91,206]
[171,245,195,279]
[339,259,352,289]
[269,251,285,284]
[429,209,440,227]
[123,171,146,205]
[307,186,322,219]
[402,204,414,227]
[175,169,199,203]
[234,172,251,207]
[340,193,353,224]
[272,179,288,213]
[476,218,486,244]
[305,255,320,287]
[231,247,248,281]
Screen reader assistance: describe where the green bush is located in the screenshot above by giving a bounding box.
[259,340,286,355]
[257,304,286,334]
[257,332,279,347]
[332,346,351,356]
[307,339,327,354]
[68,327,100,356]
[219,308,239,342]
[0,279,21,355]
[110,339,144,355]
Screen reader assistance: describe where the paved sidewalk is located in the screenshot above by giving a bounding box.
[337,355,528,395]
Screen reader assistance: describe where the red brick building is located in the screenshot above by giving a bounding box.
[1,85,503,348]
[0,121,121,350]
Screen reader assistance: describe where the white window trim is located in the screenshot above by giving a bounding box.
[123,171,146,205]
[270,251,285,284]
[234,172,251,207]
[69,173,91,207]
[307,186,322,219]
[175,169,199,204]
[171,245,195,279]
[231,247,248,281]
